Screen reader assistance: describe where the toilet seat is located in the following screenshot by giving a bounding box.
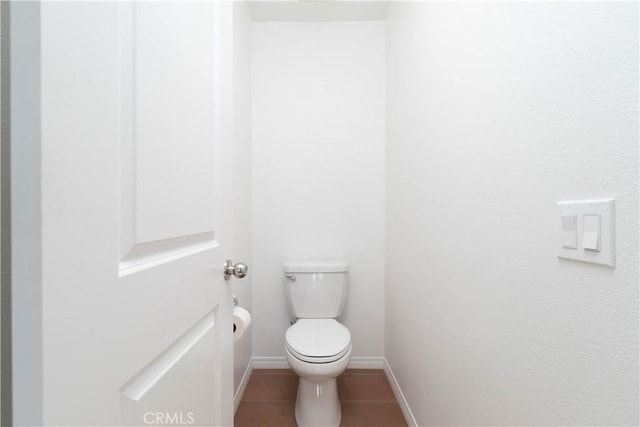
[286,319,351,364]
[287,342,351,364]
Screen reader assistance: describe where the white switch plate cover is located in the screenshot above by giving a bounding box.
[557,199,615,267]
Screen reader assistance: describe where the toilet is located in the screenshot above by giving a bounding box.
[283,261,352,427]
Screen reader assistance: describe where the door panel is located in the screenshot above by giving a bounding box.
[120,310,217,426]
[134,2,216,244]
[118,1,218,276]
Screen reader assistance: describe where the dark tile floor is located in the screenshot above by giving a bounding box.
[235,369,408,427]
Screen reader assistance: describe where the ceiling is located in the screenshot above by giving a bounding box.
[247,1,389,22]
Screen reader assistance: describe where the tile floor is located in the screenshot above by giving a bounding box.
[234,369,408,427]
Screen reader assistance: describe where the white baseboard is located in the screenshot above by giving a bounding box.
[233,360,253,414]
[252,356,289,369]
[348,357,385,369]
[251,356,385,370]
[383,359,418,427]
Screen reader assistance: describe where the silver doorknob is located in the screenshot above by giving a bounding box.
[224,260,248,281]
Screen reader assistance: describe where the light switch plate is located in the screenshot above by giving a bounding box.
[557,199,615,267]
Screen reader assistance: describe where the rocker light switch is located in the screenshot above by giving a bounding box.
[582,214,601,252]
[561,214,577,249]
[557,199,614,267]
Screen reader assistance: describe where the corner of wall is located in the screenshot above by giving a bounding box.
[232,0,253,399]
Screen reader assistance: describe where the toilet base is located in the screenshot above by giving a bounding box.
[294,377,341,427]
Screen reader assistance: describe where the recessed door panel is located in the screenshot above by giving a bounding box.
[134,2,216,244]
[120,310,218,426]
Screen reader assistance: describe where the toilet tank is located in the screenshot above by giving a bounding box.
[284,261,349,318]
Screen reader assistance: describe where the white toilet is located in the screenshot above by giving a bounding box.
[283,261,352,427]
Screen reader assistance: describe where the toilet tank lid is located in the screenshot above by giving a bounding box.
[284,260,349,273]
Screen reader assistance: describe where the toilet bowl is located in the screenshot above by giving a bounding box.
[285,319,352,427]
[283,261,351,427]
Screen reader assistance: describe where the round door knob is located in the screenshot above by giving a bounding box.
[233,263,248,279]
[224,260,249,281]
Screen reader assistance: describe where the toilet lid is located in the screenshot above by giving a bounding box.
[286,319,351,363]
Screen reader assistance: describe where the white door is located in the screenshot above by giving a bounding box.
[36,1,236,425]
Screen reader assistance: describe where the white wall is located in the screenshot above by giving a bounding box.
[386,2,638,426]
[232,1,253,396]
[251,21,386,361]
